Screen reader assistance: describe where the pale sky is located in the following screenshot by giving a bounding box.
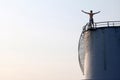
[0,0,120,80]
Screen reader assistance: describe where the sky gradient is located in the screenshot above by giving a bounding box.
[0,0,120,80]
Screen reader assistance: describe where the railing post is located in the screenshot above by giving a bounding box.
[107,22,109,27]
[95,23,97,28]
[113,22,114,27]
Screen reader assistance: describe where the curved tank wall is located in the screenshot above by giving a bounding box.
[79,27,120,80]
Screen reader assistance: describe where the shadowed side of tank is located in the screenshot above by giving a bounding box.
[83,27,120,79]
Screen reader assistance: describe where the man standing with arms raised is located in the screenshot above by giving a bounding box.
[81,10,100,27]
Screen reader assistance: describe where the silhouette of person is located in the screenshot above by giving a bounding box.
[81,10,100,27]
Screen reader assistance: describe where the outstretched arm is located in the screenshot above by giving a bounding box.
[81,10,89,14]
[93,11,100,14]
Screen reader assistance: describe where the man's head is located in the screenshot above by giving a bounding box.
[90,10,93,13]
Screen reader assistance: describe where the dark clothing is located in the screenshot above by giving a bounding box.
[89,18,94,24]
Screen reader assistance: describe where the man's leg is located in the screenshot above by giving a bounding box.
[91,19,94,28]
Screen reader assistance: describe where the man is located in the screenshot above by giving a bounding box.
[81,10,100,27]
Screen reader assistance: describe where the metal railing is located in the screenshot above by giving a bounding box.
[83,21,120,31]
[94,21,120,27]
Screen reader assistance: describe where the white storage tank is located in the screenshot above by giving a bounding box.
[78,21,120,80]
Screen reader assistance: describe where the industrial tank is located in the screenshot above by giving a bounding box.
[78,21,120,80]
